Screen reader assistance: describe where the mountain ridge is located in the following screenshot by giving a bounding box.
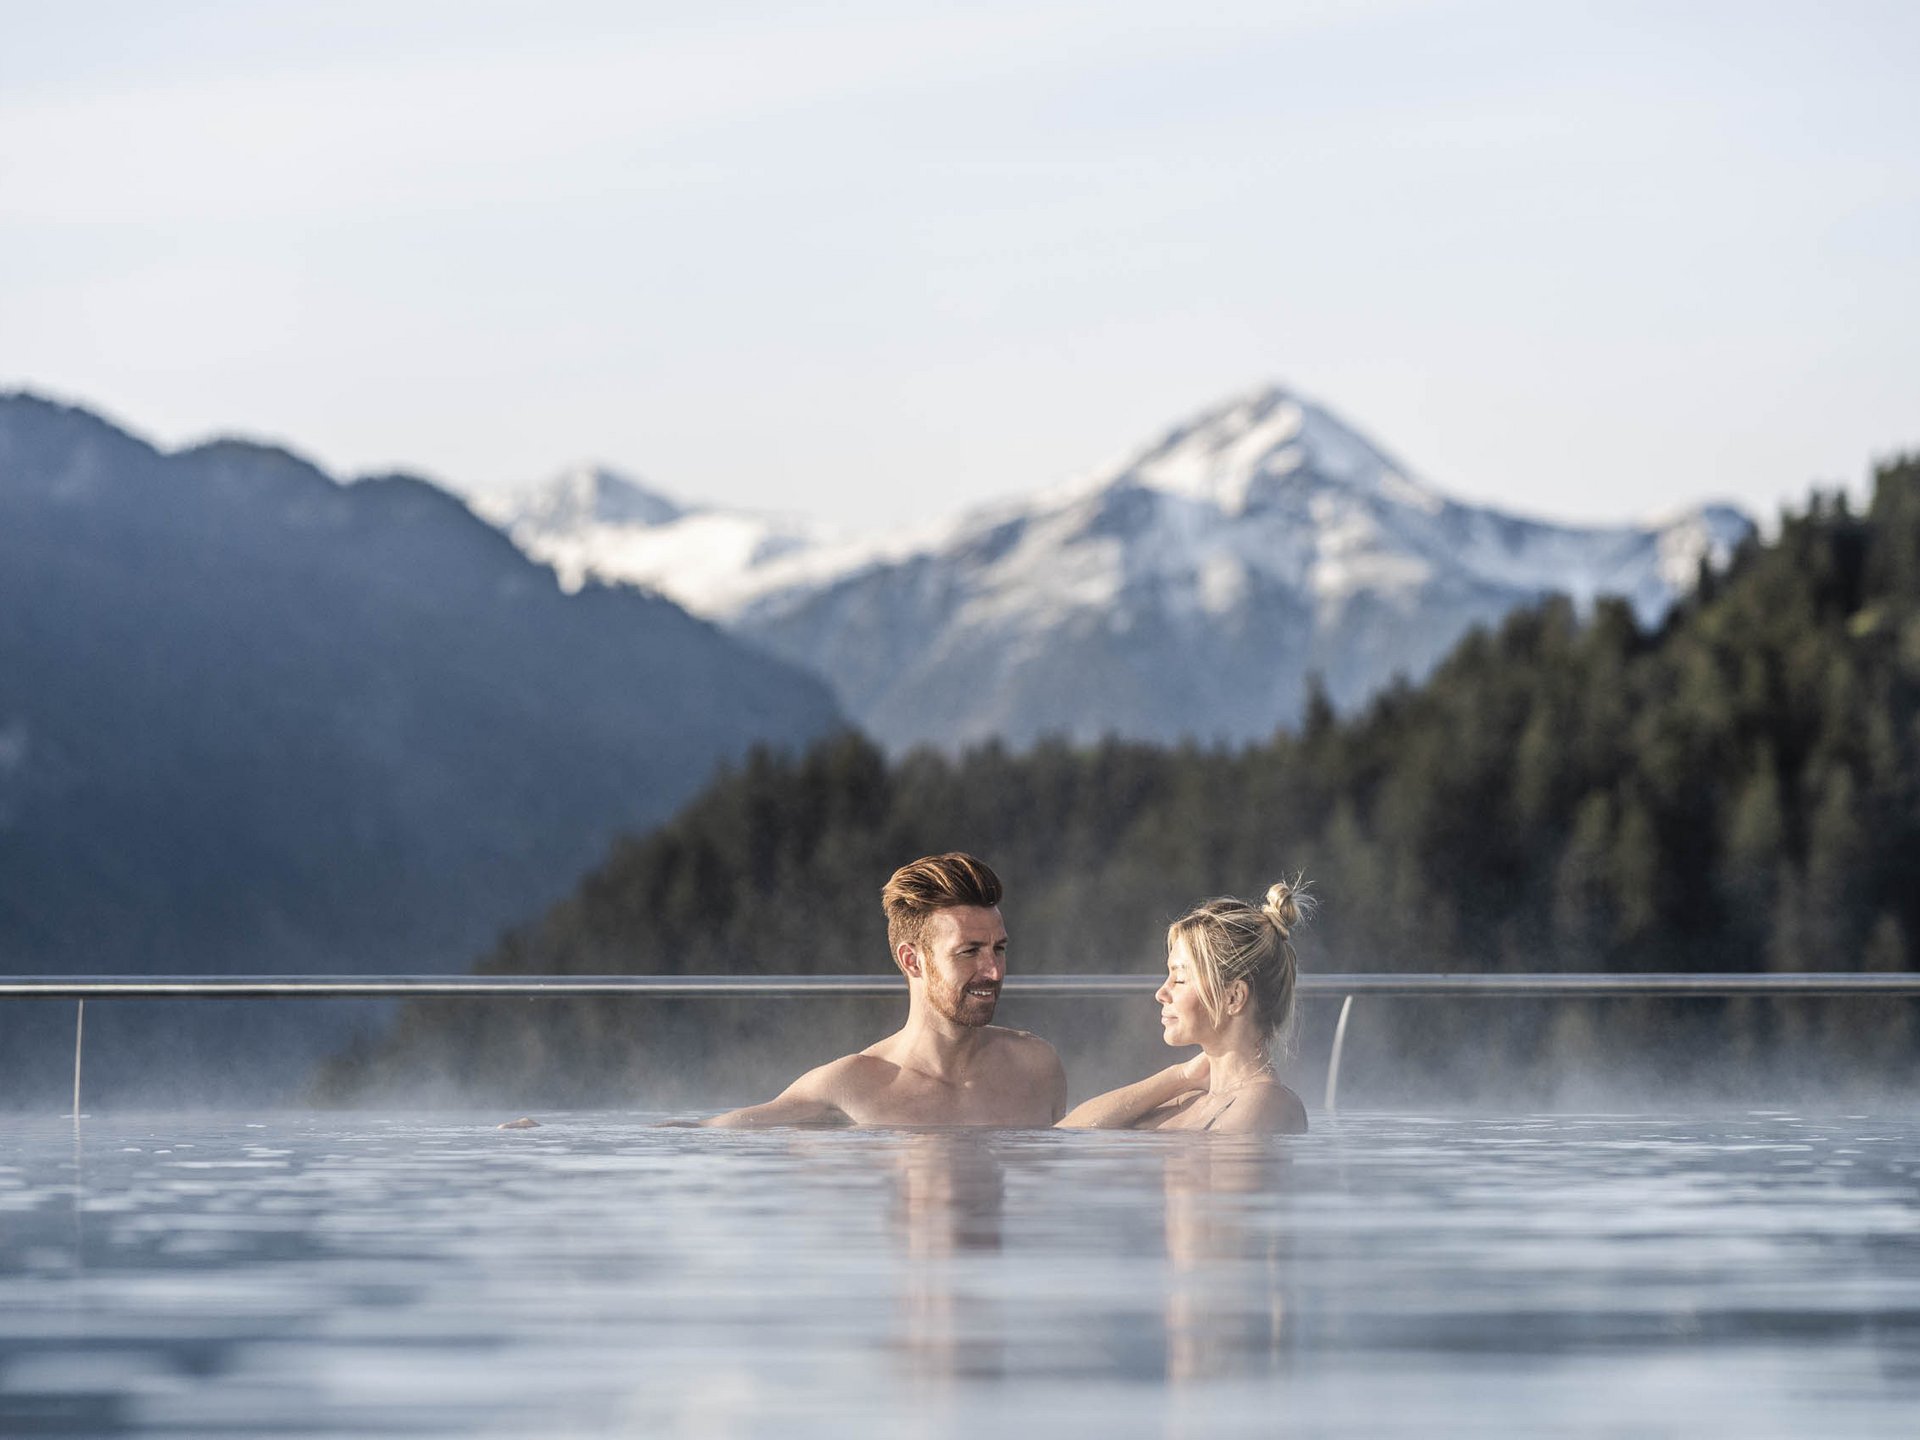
[492,384,1754,750]
[0,390,843,1102]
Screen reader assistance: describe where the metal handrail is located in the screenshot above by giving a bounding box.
[20,972,1917,1120]
[6,971,1920,999]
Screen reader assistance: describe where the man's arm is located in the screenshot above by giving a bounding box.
[700,1060,857,1129]
[1038,1040,1069,1124]
[990,1028,1069,1126]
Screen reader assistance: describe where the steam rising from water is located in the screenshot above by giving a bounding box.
[7,986,1913,1117]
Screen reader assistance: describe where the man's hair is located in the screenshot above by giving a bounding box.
[882,852,1003,964]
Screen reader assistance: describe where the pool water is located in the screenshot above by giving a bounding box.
[3,1112,1918,1437]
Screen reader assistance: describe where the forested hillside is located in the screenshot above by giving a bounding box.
[0,393,841,1105]
[322,458,1920,1107]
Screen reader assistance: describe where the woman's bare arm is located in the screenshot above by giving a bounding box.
[1057,1056,1208,1129]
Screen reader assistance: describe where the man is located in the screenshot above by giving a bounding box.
[703,853,1067,1127]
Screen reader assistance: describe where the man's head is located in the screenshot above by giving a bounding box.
[882,853,1006,1027]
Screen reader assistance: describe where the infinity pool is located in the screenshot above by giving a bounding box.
[3,1112,1918,1437]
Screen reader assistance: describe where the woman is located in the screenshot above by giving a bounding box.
[1059,880,1310,1135]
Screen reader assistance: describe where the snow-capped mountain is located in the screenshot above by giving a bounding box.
[491,387,1754,751]
[476,464,902,617]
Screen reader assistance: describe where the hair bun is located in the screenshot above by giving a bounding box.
[1263,878,1311,937]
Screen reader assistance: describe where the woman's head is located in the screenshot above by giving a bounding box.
[1160,879,1310,1055]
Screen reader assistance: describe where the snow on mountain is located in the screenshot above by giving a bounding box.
[1023,387,1749,627]
[488,386,1754,751]
[478,463,906,617]
[503,463,686,530]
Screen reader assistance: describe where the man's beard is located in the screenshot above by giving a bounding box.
[929,970,1000,1027]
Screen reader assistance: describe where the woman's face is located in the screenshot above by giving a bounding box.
[1155,936,1216,1049]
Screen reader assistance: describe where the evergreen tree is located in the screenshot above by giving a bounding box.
[317,459,1920,1103]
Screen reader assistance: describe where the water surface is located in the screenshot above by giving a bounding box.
[3,1112,1917,1436]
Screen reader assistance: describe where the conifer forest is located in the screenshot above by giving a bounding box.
[323,459,1920,1106]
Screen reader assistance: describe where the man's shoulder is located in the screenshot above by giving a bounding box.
[982,1023,1057,1049]
[764,1052,899,1114]
[980,1025,1063,1069]
[812,1051,902,1083]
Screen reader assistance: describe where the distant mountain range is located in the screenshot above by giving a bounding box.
[0,393,840,1103]
[0,383,1759,1099]
[487,386,1755,750]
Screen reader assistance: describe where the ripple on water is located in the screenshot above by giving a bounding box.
[1,1111,1918,1437]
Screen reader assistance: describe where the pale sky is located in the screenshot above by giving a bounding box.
[3,0,1915,531]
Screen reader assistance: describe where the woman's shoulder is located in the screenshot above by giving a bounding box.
[1214,1081,1308,1135]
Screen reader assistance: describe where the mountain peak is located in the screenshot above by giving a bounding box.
[1090,384,1443,517]
[465,383,1756,751]
[510,463,684,531]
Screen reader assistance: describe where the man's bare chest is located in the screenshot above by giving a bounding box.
[846,1064,1047,1127]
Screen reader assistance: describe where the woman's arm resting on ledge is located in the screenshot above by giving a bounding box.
[1057,1056,1207,1129]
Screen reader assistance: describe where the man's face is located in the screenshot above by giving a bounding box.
[909,905,1008,1028]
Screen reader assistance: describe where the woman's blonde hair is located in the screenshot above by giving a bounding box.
[1168,878,1312,1057]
